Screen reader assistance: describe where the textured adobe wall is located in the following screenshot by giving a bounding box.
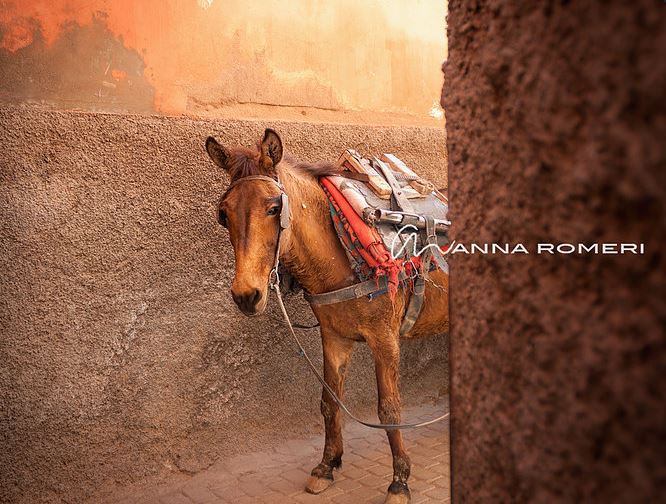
[0,106,448,503]
[445,1,665,502]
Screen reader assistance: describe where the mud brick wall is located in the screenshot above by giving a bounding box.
[0,107,449,504]
[444,1,665,502]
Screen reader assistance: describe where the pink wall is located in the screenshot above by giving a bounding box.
[0,0,446,122]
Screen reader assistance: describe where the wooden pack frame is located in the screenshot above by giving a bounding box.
[336,149,432,200]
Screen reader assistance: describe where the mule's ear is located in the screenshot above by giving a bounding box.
[206,136,230,170]
[260,128,283,168]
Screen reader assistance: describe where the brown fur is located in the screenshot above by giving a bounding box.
[206,130,449,503]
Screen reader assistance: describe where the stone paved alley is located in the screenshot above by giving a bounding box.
[104,401,450,504]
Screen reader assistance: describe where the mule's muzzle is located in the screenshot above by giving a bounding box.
[232,288,263,315]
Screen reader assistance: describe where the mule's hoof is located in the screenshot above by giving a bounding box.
[305,475,334,494]
[384,491,411,504]
[384,481,411,504]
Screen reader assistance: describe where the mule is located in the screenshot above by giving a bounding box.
[205,129,448,504]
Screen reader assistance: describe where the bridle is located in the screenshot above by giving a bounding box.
[223,174,290,283]
[222,175,449,430]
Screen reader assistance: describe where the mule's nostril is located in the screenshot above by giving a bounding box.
[251,289,262,306]
[231,288,262,314]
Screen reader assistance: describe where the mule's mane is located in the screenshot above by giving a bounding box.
[225,144,341,182]
[290,158,342,179]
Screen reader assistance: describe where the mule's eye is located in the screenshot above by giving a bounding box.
[218,208,228,227]
[267,206,280,216]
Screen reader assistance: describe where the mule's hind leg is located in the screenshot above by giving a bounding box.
[369,337,412,504]
[306,333,354,494]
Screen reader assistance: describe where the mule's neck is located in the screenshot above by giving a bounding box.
[277,167,357,295]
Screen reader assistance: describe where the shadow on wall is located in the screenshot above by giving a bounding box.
[0,15,154,112]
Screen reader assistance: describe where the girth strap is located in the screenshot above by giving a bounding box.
[304,271,409,306]
[399,215,444,335]
[399,268,429,336]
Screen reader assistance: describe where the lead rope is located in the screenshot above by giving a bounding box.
[268,218,449,430]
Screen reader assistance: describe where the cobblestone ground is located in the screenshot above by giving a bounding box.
[110,402,449,504]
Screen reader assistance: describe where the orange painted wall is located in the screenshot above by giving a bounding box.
[0,0,447,122]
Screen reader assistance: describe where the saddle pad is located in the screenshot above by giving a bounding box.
[325,175,449,264]
[320,177,417,298]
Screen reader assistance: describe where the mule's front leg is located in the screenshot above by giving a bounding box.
[371,339,412,504]
[305,334,354,494]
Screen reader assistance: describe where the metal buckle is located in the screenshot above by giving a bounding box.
[280,193,290,229]
[406,259,420,280]
[269,266,280,291]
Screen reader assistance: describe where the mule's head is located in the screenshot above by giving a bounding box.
[205,129,286,316]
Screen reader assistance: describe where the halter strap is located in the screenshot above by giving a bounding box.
[225,174,284,193]
[225,174,290,289]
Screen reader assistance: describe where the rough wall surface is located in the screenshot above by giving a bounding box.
[0,106,448,504]
[445,1,665,502]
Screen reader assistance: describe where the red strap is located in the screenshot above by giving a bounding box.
[321,177,405,297]
[321,178,391,265]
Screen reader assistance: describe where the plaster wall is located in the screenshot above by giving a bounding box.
[0,0,446,121]
[0,106,449,503]
[0,2,450,501]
